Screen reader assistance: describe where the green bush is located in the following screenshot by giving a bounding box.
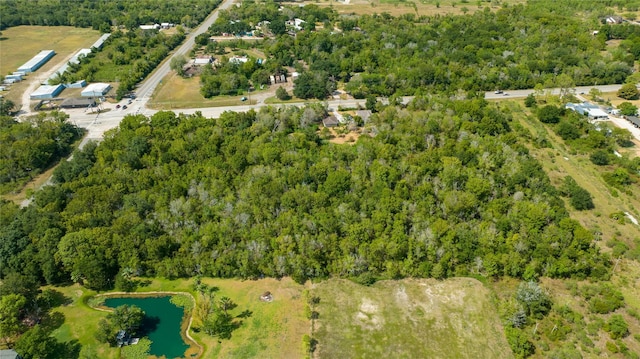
[505,326,535,359]
[590,150,610,166]
[537,105,561,124]
[605,315,629,339]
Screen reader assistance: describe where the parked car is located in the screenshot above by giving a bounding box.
[116,104,121,109]
[122,105,128,110]
[241,96,247,101]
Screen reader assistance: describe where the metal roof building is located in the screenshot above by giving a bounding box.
[91,33,111,49]
[30,84,64,99]
[81,83,111,97]
[18,50,56,73]
[565,102,609,120]
[60,97,96,109]
[46,48,92,84]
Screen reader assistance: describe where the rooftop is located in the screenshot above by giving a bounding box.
[18,50,55,70]
[31,84,63,97]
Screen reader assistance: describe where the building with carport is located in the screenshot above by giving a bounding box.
[30,84,64,100]
[81,83,111,97]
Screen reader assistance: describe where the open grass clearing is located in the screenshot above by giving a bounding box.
[47,284,117,359]
[148,71,262,109]
[311,278,512,359]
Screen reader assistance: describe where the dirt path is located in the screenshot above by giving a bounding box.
[18,52,76,117]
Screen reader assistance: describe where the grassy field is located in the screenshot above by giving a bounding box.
[47,284,116,359]
[0,26,100,76]
[311,278,513,359]
[148,72,260,109]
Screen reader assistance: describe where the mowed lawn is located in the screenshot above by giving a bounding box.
[47,284,117,359]
[0,26,101,75]
[49,277,308,359]
[311,278,513,359]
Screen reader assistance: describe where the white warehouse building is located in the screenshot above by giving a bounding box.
[81,83,112,97]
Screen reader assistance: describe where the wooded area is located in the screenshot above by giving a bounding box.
[0,112,82,194]
[0,98,610,292]
[0,0,220,31]
[191,0,640,100]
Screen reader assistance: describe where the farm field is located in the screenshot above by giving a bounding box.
[311,278,513,359]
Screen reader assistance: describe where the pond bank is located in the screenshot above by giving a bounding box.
[90,291,202,358]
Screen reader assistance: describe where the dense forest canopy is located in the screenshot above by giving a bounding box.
[0,0,220,31]
[0,98,609,290]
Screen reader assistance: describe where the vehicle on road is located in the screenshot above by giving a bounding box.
[241,96,247,101]
[122,105,128,110]
[116,104,121,109]
[494,90,503,94]
[503,93,509,96]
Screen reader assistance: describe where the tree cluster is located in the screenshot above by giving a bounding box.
[0,112,82,194]
[96,305,146,346]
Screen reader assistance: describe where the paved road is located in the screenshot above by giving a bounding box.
[483,84,623,100]
[75,0,235,148]
[135,0,236,104]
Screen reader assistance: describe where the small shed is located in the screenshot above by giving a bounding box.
[323,115,339,127]
[5,74,22,81]
[30,84,64,99]
[626,116,640,128]
[66,80,87,89]
[81,83,111,97]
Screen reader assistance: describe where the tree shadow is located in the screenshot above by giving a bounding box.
[54,339,81,359]
[39,288,72,308]
[139,315,160,336]
[135,279,152,288]
[236,310,252,319]
[41,311,65,332]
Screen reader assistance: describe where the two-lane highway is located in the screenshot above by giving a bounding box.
[136,0,236,104]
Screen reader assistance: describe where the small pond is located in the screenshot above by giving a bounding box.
[103,295,189,358]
